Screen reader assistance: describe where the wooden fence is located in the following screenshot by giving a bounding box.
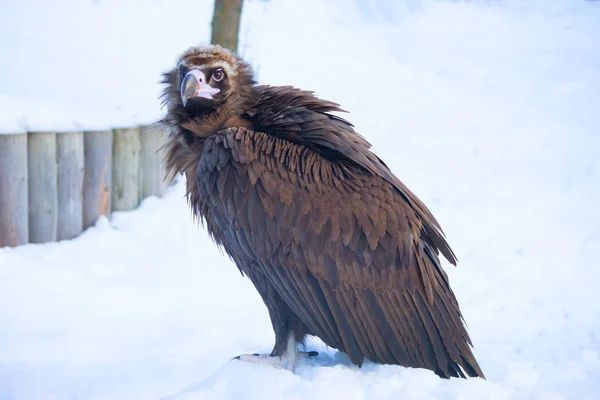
[0,125,172,248]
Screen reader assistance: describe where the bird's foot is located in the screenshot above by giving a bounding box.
[233,333,318,371]
[234,353,290,370]
[234,350,318,371]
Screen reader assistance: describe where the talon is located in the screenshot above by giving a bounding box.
[297,350,319,358]
[232,333,317,371]
[234,353,286,368]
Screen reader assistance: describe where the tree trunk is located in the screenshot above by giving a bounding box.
[211,0,244,53]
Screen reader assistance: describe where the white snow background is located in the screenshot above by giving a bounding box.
[1,0,600,398]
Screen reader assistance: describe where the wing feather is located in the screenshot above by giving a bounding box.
[197,114,483,378]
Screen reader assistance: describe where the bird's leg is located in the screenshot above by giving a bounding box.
[234,332,318,371]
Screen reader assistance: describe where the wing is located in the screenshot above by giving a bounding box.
[246,85,456,266]
[198,125,484,379]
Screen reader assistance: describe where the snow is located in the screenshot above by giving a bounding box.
[1,0,600,399]
[0,0,215,133]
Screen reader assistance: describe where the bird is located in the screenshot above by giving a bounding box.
[160,44,485,379]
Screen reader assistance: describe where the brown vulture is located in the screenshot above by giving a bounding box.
[160,44,485,379]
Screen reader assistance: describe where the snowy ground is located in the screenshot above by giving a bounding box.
[1,0,600,399]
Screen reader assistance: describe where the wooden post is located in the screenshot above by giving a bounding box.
[56,132,84,240]
[0,133,28,247]
[139,124,169,199]
[112,127,141,212]
[28,131,58,243]
[83,130,112,229]
[211,0,244,52]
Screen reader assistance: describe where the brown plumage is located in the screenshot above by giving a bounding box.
[160,44,485,379]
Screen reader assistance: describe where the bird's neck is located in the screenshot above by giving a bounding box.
[183,95,256,138]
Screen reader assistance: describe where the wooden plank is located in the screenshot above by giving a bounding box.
[83,130,112,229]
[28,131,58,243]
[139,124,169,199]
[57,131,84,240]
[0,134,29,247]
[112,127,141,212]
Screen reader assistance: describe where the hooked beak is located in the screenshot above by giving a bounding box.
[180,69,220,106]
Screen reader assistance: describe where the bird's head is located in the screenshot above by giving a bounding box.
[161,45,256,140]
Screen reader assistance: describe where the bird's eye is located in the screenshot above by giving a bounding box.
[212,69,225,82]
